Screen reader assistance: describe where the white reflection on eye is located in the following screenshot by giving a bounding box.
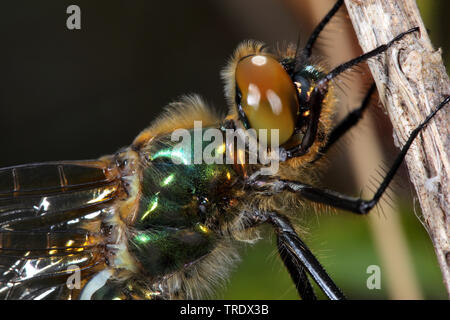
[266,89,282,115]
[251,55,267,66]
[247,83,261,109]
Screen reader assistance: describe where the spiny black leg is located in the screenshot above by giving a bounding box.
[241,211,317,299]
[313,83,376,162]
[301,0,344,59]
[366,95,449,208]
[268,212,345,300]
[322,27,419,83]
[268,180,375,214]
[324,83,376,150]
[257,96,449,214]
[277,236,317,300]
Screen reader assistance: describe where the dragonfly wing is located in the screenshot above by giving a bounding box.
[0,160,122,299]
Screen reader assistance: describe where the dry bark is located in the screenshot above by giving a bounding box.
[344,0,450,296]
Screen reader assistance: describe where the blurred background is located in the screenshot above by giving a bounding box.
[0,0,448,299]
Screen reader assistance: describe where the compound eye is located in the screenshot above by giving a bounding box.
[235,55,299,145]
[293,75,311,106]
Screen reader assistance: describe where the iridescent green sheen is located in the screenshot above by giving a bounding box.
[129,129,239,277]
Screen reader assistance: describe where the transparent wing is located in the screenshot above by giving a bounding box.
[0,160,121,299]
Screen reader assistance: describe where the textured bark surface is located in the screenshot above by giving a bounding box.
[344,0,450,295]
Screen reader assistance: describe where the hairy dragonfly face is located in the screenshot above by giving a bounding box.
[0,1,448,300]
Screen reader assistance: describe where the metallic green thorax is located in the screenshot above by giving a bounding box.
[129,129,239,277]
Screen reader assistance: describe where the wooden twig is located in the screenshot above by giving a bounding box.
[344,0,450,296]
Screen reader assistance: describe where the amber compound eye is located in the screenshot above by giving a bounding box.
[235,55,299,145]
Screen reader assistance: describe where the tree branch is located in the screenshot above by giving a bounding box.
[344,0,450,296]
